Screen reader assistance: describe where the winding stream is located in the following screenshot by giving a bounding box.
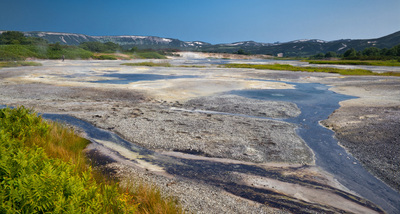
[231,81,400,213]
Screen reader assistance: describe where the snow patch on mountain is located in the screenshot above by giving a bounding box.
[337,43,347,51]
[60,36,67,44]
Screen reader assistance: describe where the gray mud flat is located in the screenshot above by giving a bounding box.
[93,102,313,164]
[183,94,301,118]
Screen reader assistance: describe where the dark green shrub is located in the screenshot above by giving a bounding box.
[0,45,38,61]
[135,51,167,59]
[0,107,138,213]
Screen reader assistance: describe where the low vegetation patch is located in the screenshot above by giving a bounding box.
[305,60,400,67]
[223,63,400,76]
[0,44,41,61]
[0,61,42,68]
[93,54,119,60]
[133,51,167,59]
[0,106,184,213]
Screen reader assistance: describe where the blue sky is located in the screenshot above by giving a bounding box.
[1,0,399,44]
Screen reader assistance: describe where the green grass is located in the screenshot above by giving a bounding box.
[93,54,119,60]
[0,44,93,61]
[223,63,400,76]
[0,106,184,214]
[0,61,42,68]
[1,44,168,61]
[46,46,93,60]
[122,62,173,67]
[0,45,40,61]
[305,60,400,67]
[134,52,167,59]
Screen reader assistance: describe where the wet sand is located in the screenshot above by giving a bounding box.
[1,58,399,213]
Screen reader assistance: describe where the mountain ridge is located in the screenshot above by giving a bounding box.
[1,30,399,56]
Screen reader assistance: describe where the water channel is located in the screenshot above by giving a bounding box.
[231,81,400,213]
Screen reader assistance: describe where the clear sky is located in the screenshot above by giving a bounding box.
[1,0,399,44]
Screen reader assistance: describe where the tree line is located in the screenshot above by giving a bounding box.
[310,44,400,60]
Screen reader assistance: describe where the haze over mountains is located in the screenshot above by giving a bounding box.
[2,30,400,57]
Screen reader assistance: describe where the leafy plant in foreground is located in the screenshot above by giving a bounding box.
[0,107,138,213]
[0,106,184,213]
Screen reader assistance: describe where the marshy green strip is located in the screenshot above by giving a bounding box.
[223,63,400,76]
[305,60,400,67]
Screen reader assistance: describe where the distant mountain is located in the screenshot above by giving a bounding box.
[206,31,400,56]
[23,31,98,45]
[10,31,210,50]
[1,30,399,56]
[93,35,210,50]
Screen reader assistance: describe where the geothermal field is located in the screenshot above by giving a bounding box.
[1,53,399,213]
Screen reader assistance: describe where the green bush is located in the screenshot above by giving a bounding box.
[0,31,47,46]
[0,44,93,60]
[135,51,167,59]
[93,54,118,60]
[0,106,185,213]
[0,107,138,213]
[0,45,39,61]
[47,45,93,60]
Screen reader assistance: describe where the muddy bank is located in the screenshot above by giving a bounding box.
[316,78,400,194]
[323,105,400,191]
[323,104,400,192]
